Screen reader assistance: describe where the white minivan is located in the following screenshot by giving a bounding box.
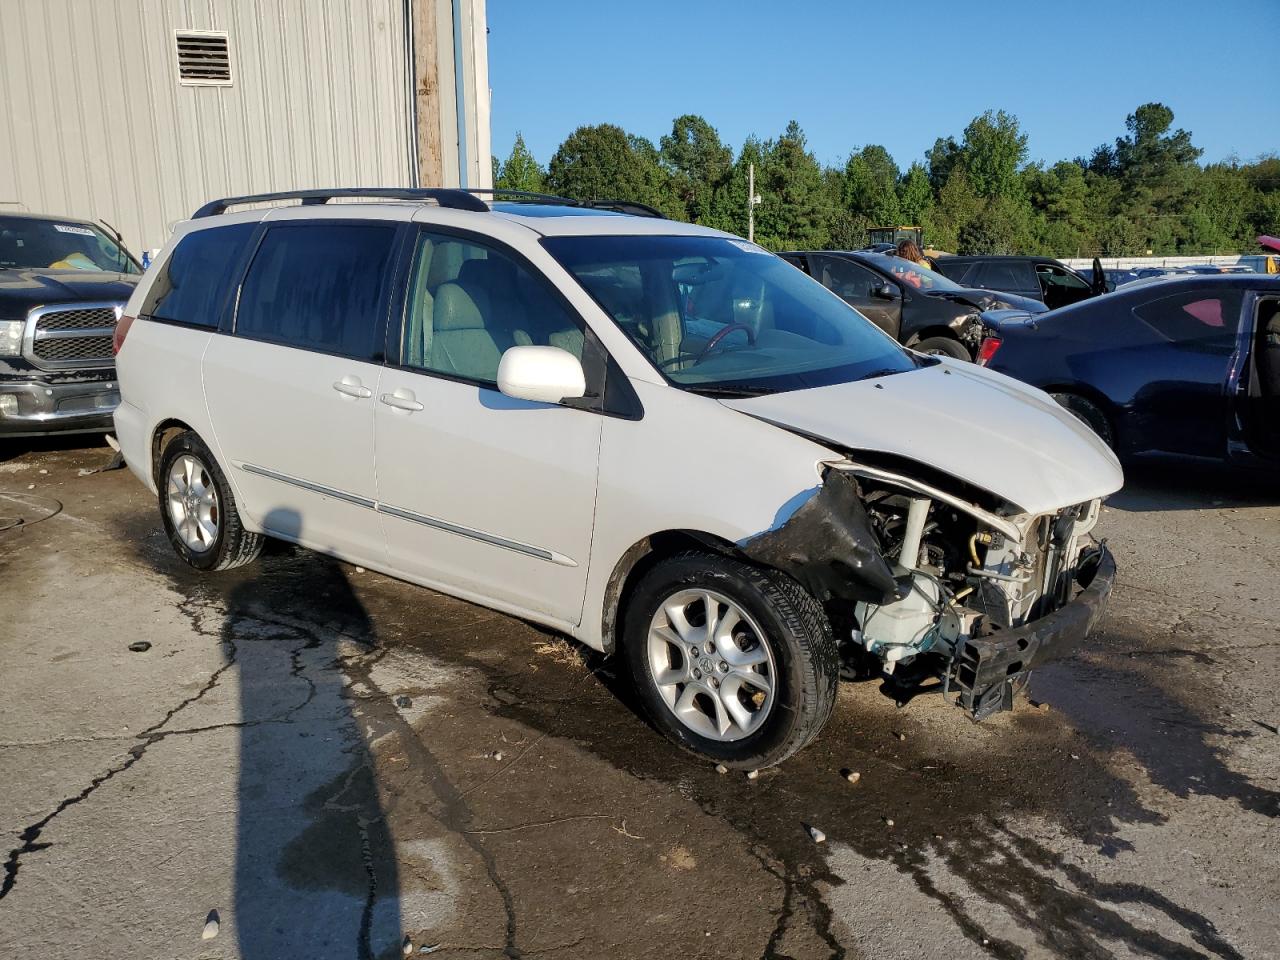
[113,188,1122,768]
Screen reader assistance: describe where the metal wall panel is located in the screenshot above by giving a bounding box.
[0,0,416,255]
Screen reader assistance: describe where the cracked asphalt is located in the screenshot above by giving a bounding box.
[0,437,1277,960]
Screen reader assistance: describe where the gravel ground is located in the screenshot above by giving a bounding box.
[0,437,1276,960]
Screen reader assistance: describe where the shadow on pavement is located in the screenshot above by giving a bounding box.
[0,433,110,464]
[216,510,402,959]
[1107,460,1279,513]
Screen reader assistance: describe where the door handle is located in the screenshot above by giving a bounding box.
[332,377,372,399]
[380,389,424,413]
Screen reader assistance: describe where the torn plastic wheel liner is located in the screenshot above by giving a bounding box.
[738,469,902,606]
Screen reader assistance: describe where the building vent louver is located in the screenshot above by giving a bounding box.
[174,30,233,86]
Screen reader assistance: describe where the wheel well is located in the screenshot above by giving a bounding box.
[601,530,739,655]
[1044,386,1116,422]
[906,326,960,345]
[151,418,197,486]
[1043,385,1118,434]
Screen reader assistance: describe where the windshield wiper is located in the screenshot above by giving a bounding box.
[860,367,908,380]
[687,384,777,398]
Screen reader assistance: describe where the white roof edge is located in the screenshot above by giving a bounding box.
[489,210,735,238]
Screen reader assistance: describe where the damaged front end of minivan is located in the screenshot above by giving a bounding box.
[742,461,1115,720]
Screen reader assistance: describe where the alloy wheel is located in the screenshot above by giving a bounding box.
[166,454,220,553]
[645,589,777,741]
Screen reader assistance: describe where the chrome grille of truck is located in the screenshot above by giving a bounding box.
[24,303,122,371]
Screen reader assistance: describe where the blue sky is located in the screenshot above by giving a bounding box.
[487,0,1280,172]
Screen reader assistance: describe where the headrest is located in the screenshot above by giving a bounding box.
[426,241,467,290]
[457,256,516,292]
[432,282,487,332]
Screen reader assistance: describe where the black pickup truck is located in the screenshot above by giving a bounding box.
[0,212,142,438]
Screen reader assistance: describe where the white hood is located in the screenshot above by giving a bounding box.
[721,359,1124,516]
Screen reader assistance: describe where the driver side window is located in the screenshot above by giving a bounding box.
[809,255,881,302]
[1037,264,1089,291]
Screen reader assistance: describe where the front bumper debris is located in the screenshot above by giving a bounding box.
[953,545,1116,720]
[0,377,120,437]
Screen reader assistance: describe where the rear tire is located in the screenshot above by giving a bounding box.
[1051,393,1115,449]
[915,336,971,361]
[623,551,838,768]
[158,431,264,571]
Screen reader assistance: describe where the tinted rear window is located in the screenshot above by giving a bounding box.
[975,261,1037,291]
[234,223,399,360]
[1132,288,1242,348]
[144,223,256,328]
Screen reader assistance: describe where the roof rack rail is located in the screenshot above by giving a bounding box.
[465,188,578,205]
[464,188,668,219]
[583,199,666,219]
[191,187,489,219]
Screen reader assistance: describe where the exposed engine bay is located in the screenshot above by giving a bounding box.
[741,460,1111,720]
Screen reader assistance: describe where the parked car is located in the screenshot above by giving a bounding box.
[0,212,142,437]
[779,250,1046,360]
[114,187,1121,767]
[934,255,1107,310]
[978,274,1280,465]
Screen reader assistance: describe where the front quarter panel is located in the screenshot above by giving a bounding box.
[578,379,836,650]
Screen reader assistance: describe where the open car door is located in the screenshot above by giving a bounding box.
[1091,257,1109,295]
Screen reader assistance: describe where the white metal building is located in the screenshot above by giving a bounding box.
[0,0,491,255]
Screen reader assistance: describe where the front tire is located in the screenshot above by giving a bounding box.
[914,336,972,361]
[624,551,838,768]
[158,431,263,571]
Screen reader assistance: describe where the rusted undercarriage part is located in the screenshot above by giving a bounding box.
[739,469,902,607]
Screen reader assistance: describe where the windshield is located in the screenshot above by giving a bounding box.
[862,253,962,292]
[0,216,141,274]
[544,235,919,394]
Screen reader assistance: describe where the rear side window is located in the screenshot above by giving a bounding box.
[1133,288,1243,349]
[974,261,1037,292]
[235,222,399,360]
[144,223,255,328]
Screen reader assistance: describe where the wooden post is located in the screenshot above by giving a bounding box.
[412,0,443,187]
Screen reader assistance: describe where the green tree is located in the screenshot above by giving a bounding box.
[926,136,962,192]
[707,136,765,237]
[1110,103,1203,252]
[753,121,836,249]
[923,170,981,253]
[843,145,901,225]
[495,132,546,194]
[1023,161,1092,255]
[897,162,933,227]
[960,109,1028,201]
[659,114,732,224]
[960,195,1034,255]
[546,124,680,217]
[1098,215,1144,256]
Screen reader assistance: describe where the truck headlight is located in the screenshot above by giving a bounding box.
[0,320,23,357]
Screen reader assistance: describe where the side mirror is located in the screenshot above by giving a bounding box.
[497,345,586,404]
[872,282,899,300]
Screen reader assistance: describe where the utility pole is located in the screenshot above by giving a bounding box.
[747,163,762,243]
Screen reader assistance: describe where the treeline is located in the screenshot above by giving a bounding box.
[493,103,1280,257]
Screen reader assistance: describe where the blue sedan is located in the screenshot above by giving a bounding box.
[978,275,1280,466]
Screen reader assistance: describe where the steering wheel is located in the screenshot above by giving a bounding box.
[695,322,756,361]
